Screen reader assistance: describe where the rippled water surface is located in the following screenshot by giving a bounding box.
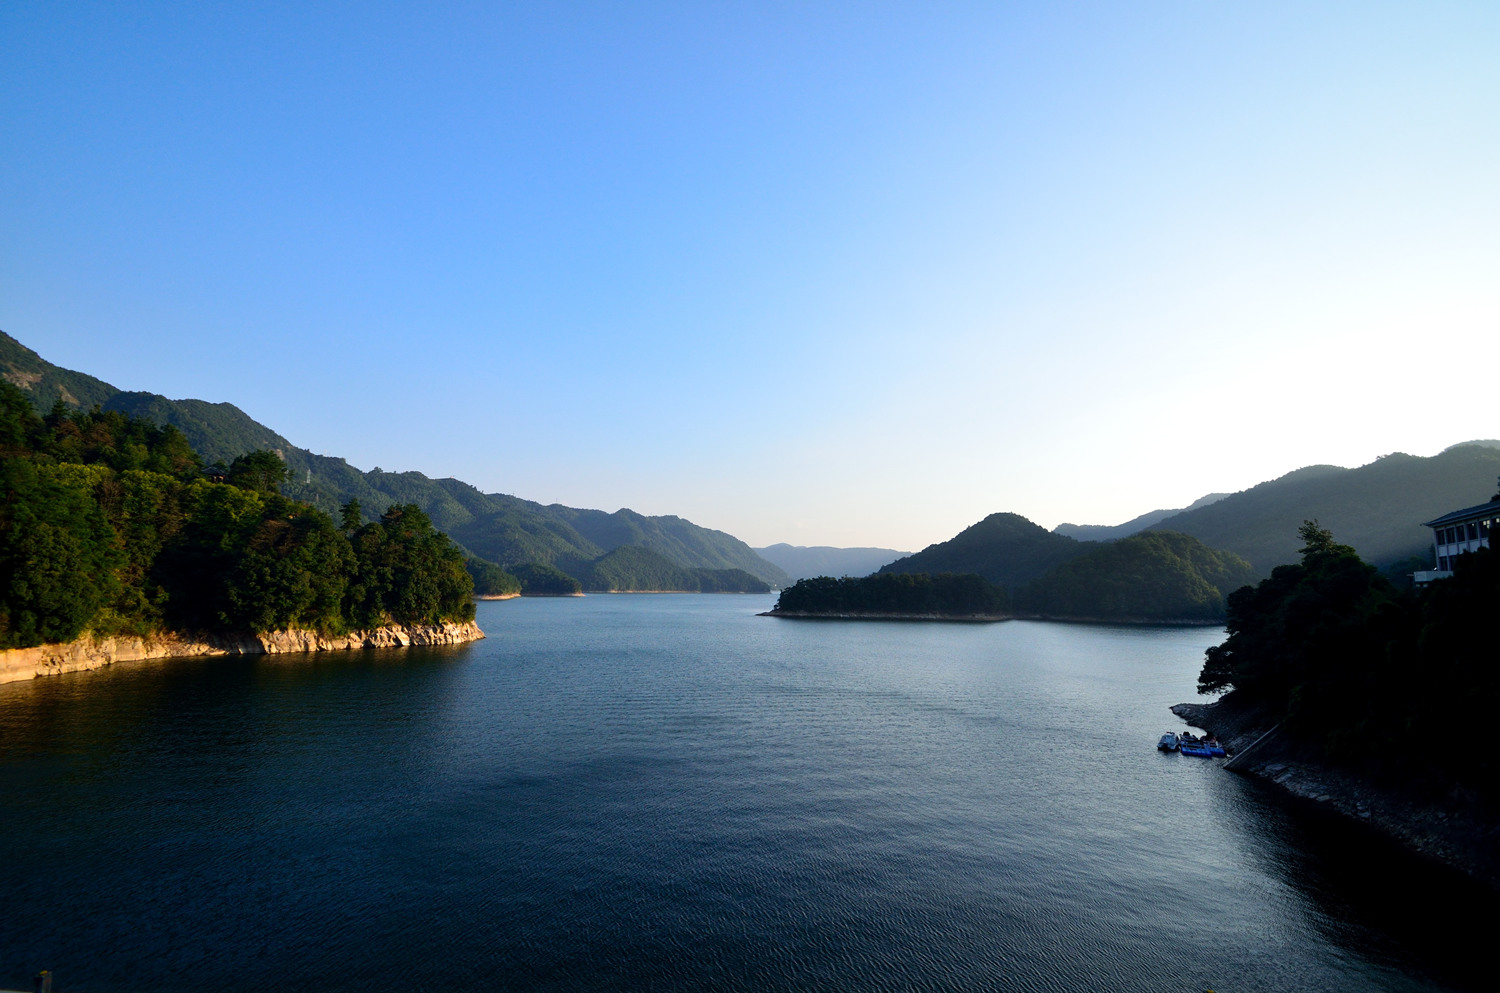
[1,595,1490,991]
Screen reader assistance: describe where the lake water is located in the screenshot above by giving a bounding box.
[1,595,1490,992]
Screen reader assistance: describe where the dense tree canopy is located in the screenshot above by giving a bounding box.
[576,545,770,593]
[774,572,1008,617]
[1197,521,1500,796]
[466,558,522,597]
[508,561,583,595]
[0,382,473,648]
[1017,530,1256,622]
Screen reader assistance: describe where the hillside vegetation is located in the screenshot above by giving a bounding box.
[1017,531,1257,621]
[773,573,1008,617]
[1199,521,1499,798]
[0,383,473,649]
[2,331,788,590]
[1147,448,1500,572]
[577,545,769,593]
[878,513,1086,588]
[774,529,1252,623]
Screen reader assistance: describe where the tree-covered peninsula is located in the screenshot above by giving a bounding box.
[1195,521,1498,798]
[772,529,1252,623]
[770,572,1008,618]
[0,383,474,652]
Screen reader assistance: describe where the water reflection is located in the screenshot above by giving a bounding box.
[0,600,1488,992]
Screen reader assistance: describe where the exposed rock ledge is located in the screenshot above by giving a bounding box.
[1173,692,1500,891]
[0,621,485,684]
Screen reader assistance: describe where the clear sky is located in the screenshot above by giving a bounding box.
[3,2,1496,551]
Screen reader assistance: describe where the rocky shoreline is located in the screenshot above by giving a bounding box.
[1173,692,1500,890]
[0,621,486,684]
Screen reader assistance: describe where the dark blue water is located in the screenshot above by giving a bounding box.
[1,595,1490,992]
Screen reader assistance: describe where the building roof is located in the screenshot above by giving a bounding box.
[1423,497,1500,529]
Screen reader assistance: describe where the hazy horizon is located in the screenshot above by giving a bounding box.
[4,3,1495,550]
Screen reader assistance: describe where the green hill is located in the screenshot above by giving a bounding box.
[577,545,770,593]
[1148,447,1500,573]
[879,512,1087,590]
[1,331,789,587]
[0,385,474,648]
[1017,531,1257,622]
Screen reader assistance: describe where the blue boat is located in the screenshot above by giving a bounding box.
[1177,732,1225,758]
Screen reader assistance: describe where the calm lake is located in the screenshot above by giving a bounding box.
[1,595,1490,992]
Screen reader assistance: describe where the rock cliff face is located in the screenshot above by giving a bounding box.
[0,621,485,684]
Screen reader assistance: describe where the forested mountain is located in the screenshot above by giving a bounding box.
[0,385,474,648]
[1,332,789,588]
[774,531,1251,623]
[1017,531,1256,622]
[1145,446,1500,573]
[878,512,1087,590]
[576,545,770,593]
[1053,492,1228,542]
[754,543,913,581]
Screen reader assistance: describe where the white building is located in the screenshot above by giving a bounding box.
[1415,489,1499,584]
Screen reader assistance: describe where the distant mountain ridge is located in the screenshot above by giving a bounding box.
[1,331,790,587]
[754,543,913,582]
[1143,448,1500,573]
[1053,492,1229,542]
[1047,448,1500,574]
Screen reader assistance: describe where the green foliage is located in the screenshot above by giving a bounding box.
[345,505,475,626]
[508,561,583,595]
[1196,525,1500,796]
[0,398,475,647]
[774,572,1007,617]
[4,334,791,587]
[227,449,290,494]
[578,545,694,591]
[694,568,771,594]
[575,545,771,592]
[0,459,122,646]
[1017,531,1256,622]
[1198,522,1393,699]
[466,558,522,597]
[879,513,1086,590]
[0,381,44,454]
[1150,448,1500,572]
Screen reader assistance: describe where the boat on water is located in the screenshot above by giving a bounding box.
[1176,731,1226,758]
[1157,732,1180,751]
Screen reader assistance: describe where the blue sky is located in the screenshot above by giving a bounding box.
[4,2,1497,550]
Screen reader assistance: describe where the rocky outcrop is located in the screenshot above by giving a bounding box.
[0,621,485,684]
[1173,693,1500,891]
